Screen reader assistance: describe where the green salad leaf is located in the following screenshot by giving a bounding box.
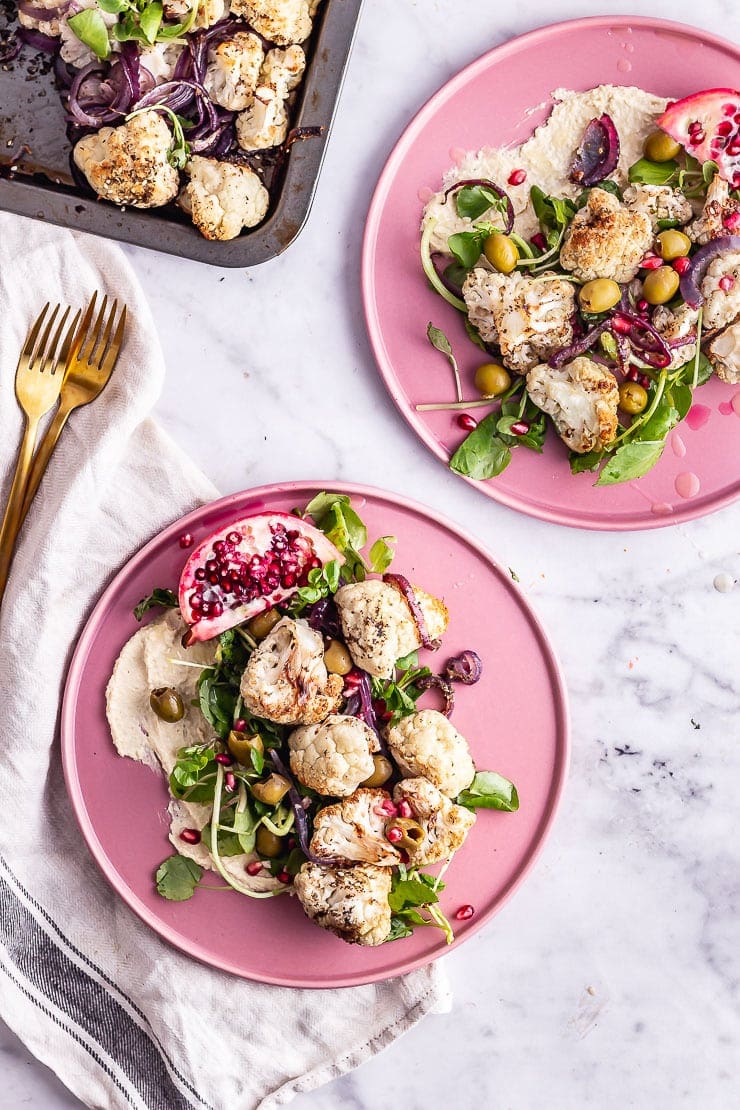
[133,587,178,621]
[386,870,452,944]
[570,449,604,475]
[371,655,432,725]
[155,855,203,901]
[169,744,219,803]
[595,440,665,486]
[368,536,396,574]
[457,771,520,812]
[302,491,396,582]
[449,412,512,480]
[67,9,111,59]
[455,184,509,222]
[628,158,679,186]
[427,322,463,402]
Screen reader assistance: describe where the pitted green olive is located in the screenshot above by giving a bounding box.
[644,131,682,163]
[251,773,291,806]
[324,639,353,675]
[474,362,511,397]
[578,278,621,314]
[387,817,426,855]
[247,608,281,640]
[361,754,394,788]
[483,233,519,274]
[149,687,184,723]
[256,827,285,858]
[657,229,691,261]
[619,382,649,415]
[642,266,680,305]
[227,730,264,765]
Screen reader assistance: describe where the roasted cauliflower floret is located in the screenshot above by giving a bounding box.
[623,183,693,232]
[59,0,117,68]
[688,176,740,245]
[240,617,342,726]
[164,0,227,28]
[392,778,476,866]
[230,0,313,44]
[310,789,401,866]
[463,268,576,374]
[526,356,619,454]
[652,303,699,370]
[138,42,183,82]
[235,46,306,151]
[560,188,653,283]
[18,0,63,37]
[204,32,264,111]
[294,862,392,946]
[73,111,180,209]
[700,251,740,331]
[335,579,448,680]
[289,715,377,797]
[386,710,475,798]
[708,322,740,384]
[178,157,269,240]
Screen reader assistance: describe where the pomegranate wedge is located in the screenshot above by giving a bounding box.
[658,88,740,188]
[179,513,343,643]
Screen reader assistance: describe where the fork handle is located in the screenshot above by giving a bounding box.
[18,401,73,526]
[0,415,40,606]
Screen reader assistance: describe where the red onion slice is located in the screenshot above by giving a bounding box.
[570,114,620,187]
[416,673,455,717]
[548,320,610,367]
[383,573,440,650]
[18,25,60,53]
[443,177,515,235]
[445,650,482,685]
[679,235,740,308]
[267,749,343,867]
[18,0,70,20]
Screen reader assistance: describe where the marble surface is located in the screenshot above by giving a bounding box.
[3,0,740,1107]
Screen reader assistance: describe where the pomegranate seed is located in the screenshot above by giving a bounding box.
[373,800,398,818]
[397,799,414,819]
[531,232,547,251]
[640,255,663,270]
[626,367,640,382]
[246,861,263,875]
[455,904,475,920]
[233,718,246,732]
[215,752,233,765]
[226,531,240,543]
[689,130,706,145]
[386,825,404,844]
[179,532,193,549]
[343,670,363,690]
[456,413,477,432]
[281,573,296,588]
[508,168,527,185]
[719,274,736,291]
[194,568,206,581]
[179,828,201,845]
[637,298,649,313]
[211,601,223,618]
[224,771,236,792]
[672,256,691,274]
[727,141,740,157]
[723,210,740,229]
[640,375,651,390]
[510,421,530,436]
[277,870,291,884]
[722,102,736,116]
[287,836,296,850]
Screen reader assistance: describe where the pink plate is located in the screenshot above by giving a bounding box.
[61,482,569,988]
[362,16,740,530]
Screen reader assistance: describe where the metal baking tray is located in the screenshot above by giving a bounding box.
[0,0,362,266]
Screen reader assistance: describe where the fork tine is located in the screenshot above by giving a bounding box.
[99,304,127,378]
[65,293,97,372]
[40,305,72,374]
[31,303,61,371]
[55,308,82,374]
[94,299,118,367]
[19,303,50,366]
[79,294,108,364]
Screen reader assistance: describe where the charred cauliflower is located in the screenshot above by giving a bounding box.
[240,617,343,726]
[708,322,740,384]
[688,176,740,245]
[623,183,693,232]
[392,777,476,866]
[526,356,619,454]
[700,250,740,331]
[229,0,314,44]
[386,710,475,798]
[288,715,377,797]
[18,0,63,37]
[334,579,448,680]
[293,862,392,946]
[73,111,180,209]
[651,304,699,371]
[310,789,401,867]
[164,0,226,28]
[204,32,264,111]
[236,46,306,151]
[463,268,576,374]
[179,157,269,241]
[559,188,653,283]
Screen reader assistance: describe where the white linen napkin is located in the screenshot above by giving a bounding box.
[0,212,449,1110]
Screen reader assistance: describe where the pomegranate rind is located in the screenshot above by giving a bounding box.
[178,512,343,643]
[657,89,740,188]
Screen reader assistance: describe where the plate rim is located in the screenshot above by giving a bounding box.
[61,479,570,988]
[361,14,740,532]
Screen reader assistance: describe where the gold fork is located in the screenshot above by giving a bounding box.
[0,303,81,603]
[19,293,128,523]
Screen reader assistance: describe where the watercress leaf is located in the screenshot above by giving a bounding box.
[449,413,512,480]
[595,440,665,485]
[233,808,258,855]
[669,382,693,422]
[427,323,454,359]
[133,587,178,621]
[640,398,679,442]
[445,261,469,292]
[67,9,111,58]
[455,184,500,221]
[155,855,202,901]
[447,230,485,270]
[628,158,678,186]
[395,650,419,670]
[138,0,163,43]
[570,449,603,474]
[324,559,342,591]
[456,770,520,812]
[656,218,680,230]
[599,331,619,360]
[304,491,350,523]
[676,351,712,388]
[97,0,129,11]
[388,876,440,912]
[464,316,488,351]
[112,12,147,41]
[387,916,413,941]
[369,536,396,574]
[702,159,719,184]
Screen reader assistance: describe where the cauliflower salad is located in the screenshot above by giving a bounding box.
[419,85,740,485]
[14,0,324,239]
[107,493,518,947]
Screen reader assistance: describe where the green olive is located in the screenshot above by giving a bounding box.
[149,687,184,723]
[227,729,264,765]
[251,773,291,806]
[578,278,622,314]
[255,826,285,858]
[642,265,680,305]
[473,362,511,397]
[644,130,682,163]
[657,229,691,261]
[361,754,394,788]
[483,232,519,274]
[247,608,282,641]
[323,639,353,675]
[619,382,649,415]
[387,817,426,855]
